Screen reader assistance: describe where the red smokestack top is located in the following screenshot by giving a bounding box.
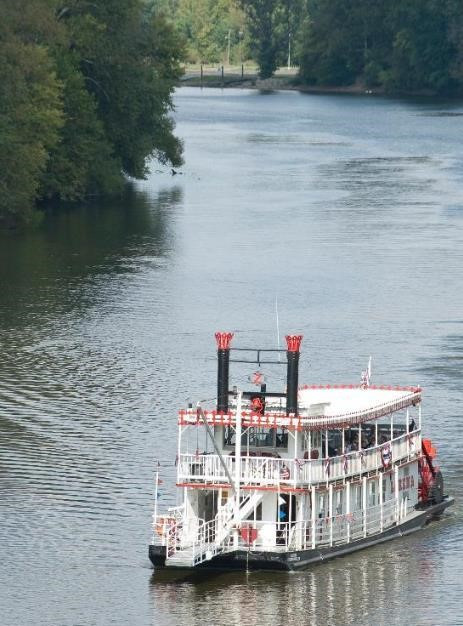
[215,332,234,350]
[285,335,303,353]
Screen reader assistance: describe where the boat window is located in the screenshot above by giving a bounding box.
[223,426,288,450]
[224,426,235,446]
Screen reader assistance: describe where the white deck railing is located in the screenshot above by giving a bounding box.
[157,498,401,566]
[220,499,398,552]
[177,431,420,488]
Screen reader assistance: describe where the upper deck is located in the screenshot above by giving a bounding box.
[178,384,421,431]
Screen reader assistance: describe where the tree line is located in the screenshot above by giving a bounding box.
[2,0,463,227]
[0,0,183,227]
[165,0,463,92]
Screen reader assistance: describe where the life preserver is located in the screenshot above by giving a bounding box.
[251,396,264,414]
[155,516,174,536]
[381,443,392,468]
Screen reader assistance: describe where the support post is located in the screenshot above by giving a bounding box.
[362,476,367,538]
[153,463,160,538]
[394,465,399,523]
[311,487,316,549]
[197,406,235,493]
[294,428,298,488]
[329,483,333,547]
[379,474,383,532]
[406,407,410,458]
[346,481,351,543]
[234,392,242,520]
[177,424,182,481]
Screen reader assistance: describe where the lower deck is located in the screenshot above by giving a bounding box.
[150,496,453,572]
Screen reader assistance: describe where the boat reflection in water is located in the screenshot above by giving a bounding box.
[150,529,444,626]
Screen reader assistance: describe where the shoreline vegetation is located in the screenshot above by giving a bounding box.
[2,0,463,229]
[0,0,183,229]
[178,66,446,97]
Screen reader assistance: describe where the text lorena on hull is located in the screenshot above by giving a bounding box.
[149,333,453,572]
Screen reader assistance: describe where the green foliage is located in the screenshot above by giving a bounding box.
[174,0,247,64]
[239,0,286,78]
[299,0,462,93]
[0,2,63,226]
[39,54,121,201]
[0,0,183,227]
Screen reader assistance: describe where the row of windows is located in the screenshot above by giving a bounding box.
[224,426,288,449]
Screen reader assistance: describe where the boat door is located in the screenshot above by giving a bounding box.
[197,490,218,522]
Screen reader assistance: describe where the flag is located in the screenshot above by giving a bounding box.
[324,457,331,476]
[361,356,372,388]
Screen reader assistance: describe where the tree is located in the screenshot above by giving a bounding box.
[298,0,461,93]
[0,1,63,226]
[299,0,363,85]
[174,0,246,64]
[239,0,282,78]
[383,0,456,92]
[59,0,184,178]
[0,0,185,227]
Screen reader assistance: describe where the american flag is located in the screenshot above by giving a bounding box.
[324,457,331,476]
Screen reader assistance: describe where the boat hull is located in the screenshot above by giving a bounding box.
[149,496,454,573]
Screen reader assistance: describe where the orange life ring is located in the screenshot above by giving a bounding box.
[155,516,174,536]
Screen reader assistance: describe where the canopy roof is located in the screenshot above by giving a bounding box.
[295,384,421,429]
[178,385,422,431]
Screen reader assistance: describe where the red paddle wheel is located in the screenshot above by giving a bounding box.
[419,439,444,504]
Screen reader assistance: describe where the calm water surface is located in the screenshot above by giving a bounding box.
[0,88,462,625]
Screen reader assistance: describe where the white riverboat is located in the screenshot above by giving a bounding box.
[149,333,453,571]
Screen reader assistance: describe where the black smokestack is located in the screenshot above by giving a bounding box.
[215,332,234,413]
[285,335,303,415]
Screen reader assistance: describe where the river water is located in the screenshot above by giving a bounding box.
[0,87,462,625]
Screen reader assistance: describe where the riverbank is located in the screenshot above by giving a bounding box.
[180,72,450,97]
[180,73,387,95]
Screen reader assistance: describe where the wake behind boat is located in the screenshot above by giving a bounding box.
[149,333,453,572]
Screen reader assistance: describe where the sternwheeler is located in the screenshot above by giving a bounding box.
[149,333,453,572]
